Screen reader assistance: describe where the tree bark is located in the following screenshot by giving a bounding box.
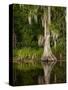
[28,11,32,25]
[28,15,32,25]
[41,7,57,84]
[41,7,54,60]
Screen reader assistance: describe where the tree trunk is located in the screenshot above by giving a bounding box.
[28,15,32,25]
[41,7,56,61]
[41,7,57,84]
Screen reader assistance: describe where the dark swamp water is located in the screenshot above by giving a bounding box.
[12,60,66,86]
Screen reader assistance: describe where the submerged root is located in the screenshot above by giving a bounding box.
[41,52,57,63]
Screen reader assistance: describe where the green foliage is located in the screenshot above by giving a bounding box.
[13,47,43,59]
[13,5,66,53]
